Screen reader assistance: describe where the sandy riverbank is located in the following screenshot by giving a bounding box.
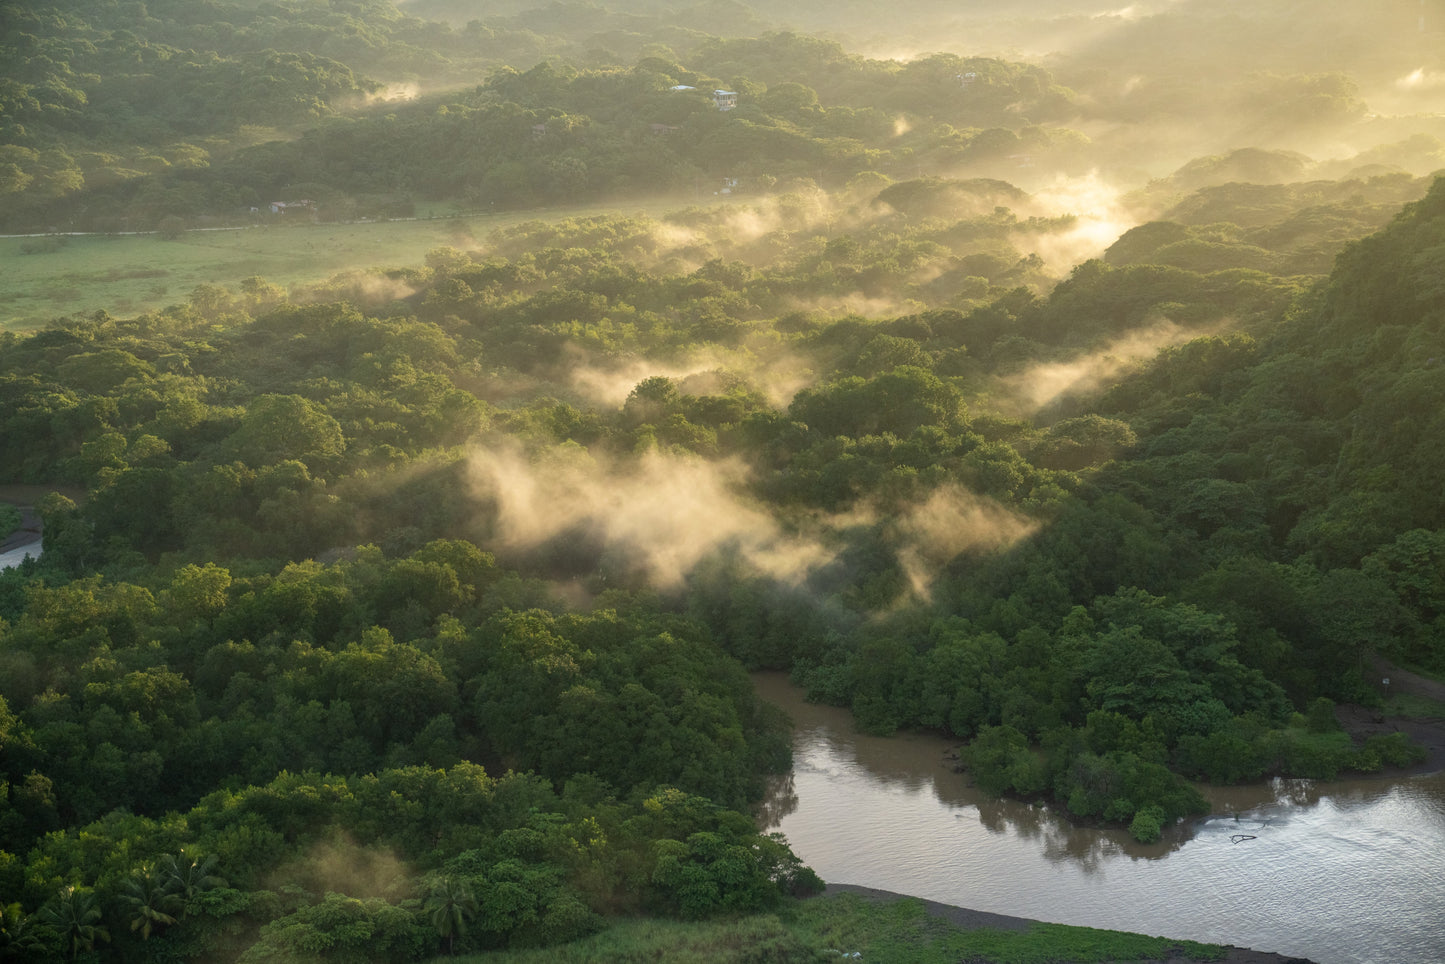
[820,884,1318,963]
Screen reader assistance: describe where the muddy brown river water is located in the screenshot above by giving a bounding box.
[754,673,1445,964]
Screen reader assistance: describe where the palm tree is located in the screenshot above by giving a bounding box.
[119,863,181,941]
[39,886,110,961]
[0,902,51,961]
[158,850,225,917]
[426,876,477,956]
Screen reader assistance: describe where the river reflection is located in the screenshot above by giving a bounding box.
[754,672,1445,964]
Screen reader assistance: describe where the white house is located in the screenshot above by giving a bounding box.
[713,90,738,110]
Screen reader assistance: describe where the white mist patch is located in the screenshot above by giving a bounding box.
[1093,0,1181,20]
[367,82,421,103]
[893,485,1040,599]
[266,834,411,900]
[780,293,928,321]
[469,446,1042,604]
[290,271,418,309]
[337,272,418,304]
[468,445,830,589]
[659,190,851,258]
[1397,68,1445,91]
[998,319,1192,412]
[718,191,833,243]
[1019,171,1138,273]
[568,357,721,408]
[650,221,703,251]
[565,350,815,410]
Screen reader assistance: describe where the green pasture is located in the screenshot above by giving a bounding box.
[444,893,1227,964]
[0,195,706,330]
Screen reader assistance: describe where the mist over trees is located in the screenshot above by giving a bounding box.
[2,0,1444,960]
[4,0,1444,232]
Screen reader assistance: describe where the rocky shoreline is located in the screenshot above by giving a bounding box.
[820,884,1319,963]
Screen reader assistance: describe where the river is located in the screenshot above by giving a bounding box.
[754,673,1445,964]
[0,539,41,571]
[0,508,42,571]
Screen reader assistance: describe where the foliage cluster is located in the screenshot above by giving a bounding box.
[3,2,1445,960]
[7,0,1439,238]
[0,546,815,959]
[0,0,1088,233]
[2,177,1441,882]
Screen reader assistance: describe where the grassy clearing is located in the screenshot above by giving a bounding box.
[1385,690,1445,719]
[0,195,708,330]
[443,894,1227,964]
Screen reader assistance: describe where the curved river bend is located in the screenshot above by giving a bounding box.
[754,673,1445,964]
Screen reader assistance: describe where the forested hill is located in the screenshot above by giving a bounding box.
[4,0,1443,233]
[2,172,1442,957]
[0,0,1077,232]
[3,0,1445,960]
[1106,175,1445,581]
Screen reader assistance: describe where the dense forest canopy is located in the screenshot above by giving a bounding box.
[2,0,1444,961]
[3,0,1444,232]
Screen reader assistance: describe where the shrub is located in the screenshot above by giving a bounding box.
[1128,805,1166,843]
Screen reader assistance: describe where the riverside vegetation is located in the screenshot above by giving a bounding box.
[2,0,1443,960]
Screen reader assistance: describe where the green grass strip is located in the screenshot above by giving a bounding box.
[443,892,1227,963]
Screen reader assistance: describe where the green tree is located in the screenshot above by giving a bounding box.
[119,862,181,940]
[0,902,50,961]
[228,394,345,467]
[238,893,428,964]
[39,886,109,961]
[426,876,477,955]
[159,851,226,914]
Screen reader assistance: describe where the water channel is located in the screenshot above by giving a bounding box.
[753,673,1445,964]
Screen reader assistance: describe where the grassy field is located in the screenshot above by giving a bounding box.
[1384,690,1445,720]
[442,893,1228,964]
[0,195,707,331]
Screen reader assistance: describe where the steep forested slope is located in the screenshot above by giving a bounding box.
[1100,178,1445,671]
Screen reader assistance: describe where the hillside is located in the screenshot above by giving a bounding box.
[2,1,1445,961]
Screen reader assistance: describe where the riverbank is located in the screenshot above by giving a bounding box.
[1339,655,1445,776]
[438,889,1297,964]
[0,502,42,570]
[821,885,1318,964]
[755,670,1445,963]
[0,485,85,570]
[1338,703,1445,776]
